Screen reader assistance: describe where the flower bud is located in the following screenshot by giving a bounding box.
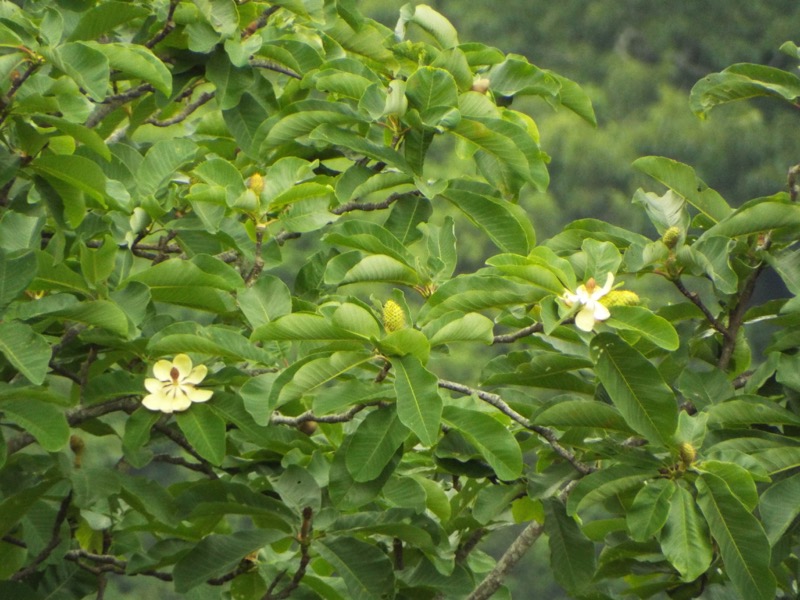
[679,442,696,466]
[471,78,491,94]
[248,173,264,197]
[383,300,406,332]
[661,226,681,249]
[383,80,408,118]
[599,290,640,307]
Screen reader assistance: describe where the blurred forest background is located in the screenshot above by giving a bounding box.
[358,2,800,598]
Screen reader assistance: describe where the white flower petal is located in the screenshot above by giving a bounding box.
[600,272,614,294]
[574,307,596,332]
[172,354,193,380]
[143,392,171,412]
[186,386,213,403]
[152,359,174,381]
[169,393,193,412]
[144,378,165,394]
[593,303,610,322]
[184,364,208,385]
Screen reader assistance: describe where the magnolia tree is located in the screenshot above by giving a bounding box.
[2,1,800,599]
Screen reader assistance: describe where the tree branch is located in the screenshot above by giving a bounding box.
[249,59,301,80]
[144,0,179,48]
[146,91,215,127]
[331,191,411,215]
[672,277,729,337]
[466,520,546,600]
[271,403,380,427]
[243,6,281,38]
[265,507,313,599]
[438,379,594,475]
[153,422,219,479]
[11,492,73,582]
[492,322,543,344]
[7,396,139,455]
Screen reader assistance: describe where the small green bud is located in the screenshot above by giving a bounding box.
[383,300,406,332]
[661,226,681,249]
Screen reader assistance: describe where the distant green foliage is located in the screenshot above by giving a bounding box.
[1,2,800,600]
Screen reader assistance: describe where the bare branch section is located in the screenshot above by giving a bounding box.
[250,58,302,80]
[271,403,380,426]
[243,6,281,38]
[7,396,139,455]
[492,322,543,344]
[672,277,729,337]
[145,0,179,48]
[146,91,216,127]
[331,191,413,215]
[466,520,546,600]
[438,379,594,475]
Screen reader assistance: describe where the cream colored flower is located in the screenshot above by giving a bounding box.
[142,354,213,413]
[562,272,614,332]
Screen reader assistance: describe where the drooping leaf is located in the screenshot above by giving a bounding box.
[544,498,596,595]
[442,405,523,481]
[392,354,442,447]
[696,473,776,600]
[346,408,409,482]
[316,537,395,600]
[0,321,51,385]
[660,483,713,582]
[175,404,226,465]
[590,333,678,446]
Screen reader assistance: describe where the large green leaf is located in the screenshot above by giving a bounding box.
[418,273,535,323]
[442,405,522,481]
[425,312,494,346]
[324,253,421,287]
[260,100,362,152]
[276,351,373,406]
[606,306,680,351]
[544,498,596,595]
[627,479,674,542]
[85,42,172,96]
[30,154,107,204]
[172,530,285,593]
[1,398,69,452]
[632,156,731,223]
[329,436,401,510]
[395,4,458,48]
[0,321,51,385]
[690,63,800,117]
[566,465,652,516]
[317,538,395,600]
[175,404,226,465]
[0,250,36,311]
[660,483,713,582]
[590,333,678,446]
[440,180,535,254]
[696,473,776,600]
[698,195,800,241]
[36,115,112,161]
[324,220,416,267]
[251,313,366,342]
[236,275,292,330]
[46,41,109,100]
[0,479,60,538]
[392,354,442,447]
[124,258,236,313]
[54,300,129,337]
[759,472,800,545]
[405,66,459,113]
[346,408,409,482]
[67,1,150,41]
[136,139,198,197]
[534,399,632,432]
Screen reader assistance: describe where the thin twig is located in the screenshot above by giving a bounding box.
[145,0,179,48]
[438,379,594,475]
[455,528,485,564]
[243,6,281,38]
[266,506,313,599]
[492,322,543,344]
[153,422,219,479]
[271,403,380,427]
[466,521,546,600]
[717,263,764,370]
[249,59,301,80]
[146,91,215,127]
[8,396,139,455]
[86,84,154,128]
[11,492,73,581]
[331,191,411,215]
[672,278,729,337]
